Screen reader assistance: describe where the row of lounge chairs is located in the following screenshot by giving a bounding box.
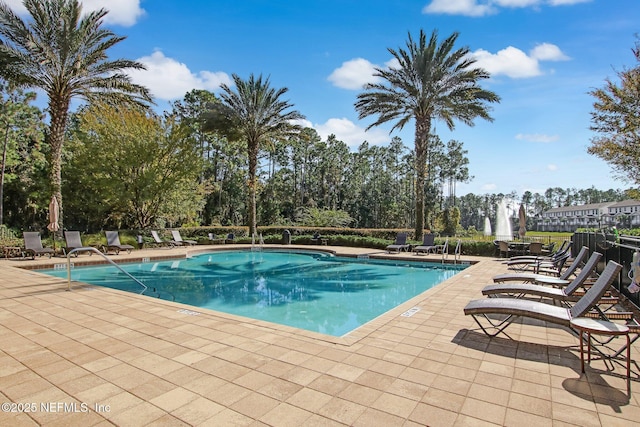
[493,245,589,285]
[20,230,230,259]
[151,231,234,247]
[463,245,639,363]
[503,240,573,273]
[151,230,196,247]
[23,230,135,259]
[385,232,459,258]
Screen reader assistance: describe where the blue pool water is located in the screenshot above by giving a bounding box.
[41,250,466,337]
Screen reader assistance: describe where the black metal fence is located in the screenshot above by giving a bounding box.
[572,232,640,309]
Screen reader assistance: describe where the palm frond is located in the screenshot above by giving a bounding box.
[355,28,500,133]
[0,0,152,105]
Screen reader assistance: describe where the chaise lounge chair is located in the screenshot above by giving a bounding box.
[63,231,93,256]
[208,233,225,244]
[505,246,572,273]
[493,246,590,286]
[151,230,178,247]
[171,230,196,246]
[23,231,55,259]
[413,233,436,255]
[104,231,134,255]
[481,251,603,303]
[533,252,573,276]
[463,260,622,338]
[505,240,571,264]
[386,232,410,253]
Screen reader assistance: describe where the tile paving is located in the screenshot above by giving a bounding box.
[0,244,638,426]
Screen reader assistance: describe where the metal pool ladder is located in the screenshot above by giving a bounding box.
[65,246,147,294]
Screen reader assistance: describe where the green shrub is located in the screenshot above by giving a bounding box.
[0,225,21,247]
[72,226,565,258]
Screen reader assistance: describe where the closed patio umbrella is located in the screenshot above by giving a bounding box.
[47,195,59,250]
[518,204,526,239]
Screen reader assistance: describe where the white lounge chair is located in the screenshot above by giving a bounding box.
[151,230,179,247]
[171,230,196,246]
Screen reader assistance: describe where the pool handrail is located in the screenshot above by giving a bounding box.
[66,246,147,294]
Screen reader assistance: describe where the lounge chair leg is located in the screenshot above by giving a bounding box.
[584,330,640,360]
[471,314,515,337]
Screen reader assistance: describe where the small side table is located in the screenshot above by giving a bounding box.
[570,317,630,379]
[3,246,22,258]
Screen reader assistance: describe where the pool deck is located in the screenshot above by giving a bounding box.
[0,244,638,426]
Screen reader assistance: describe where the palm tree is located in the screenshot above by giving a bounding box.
[355,29,500,238]
[0,0,152,225]
[217,73,303,236]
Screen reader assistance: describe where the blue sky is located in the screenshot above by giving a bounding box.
[7,0,639,196]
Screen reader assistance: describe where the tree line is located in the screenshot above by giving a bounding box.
[0,1,636,238]
[0,85,630,234]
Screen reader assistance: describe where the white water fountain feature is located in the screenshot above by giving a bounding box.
[483,216,492,236]
[495,200,513,241]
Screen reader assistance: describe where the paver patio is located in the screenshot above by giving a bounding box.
[0,244,638,426]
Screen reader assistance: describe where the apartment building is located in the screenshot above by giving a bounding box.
[535,200,640,231]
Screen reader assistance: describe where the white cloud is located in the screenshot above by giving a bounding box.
[332,43,569,89]
[494,0,540,6]
[3,0,145,27]
[385,58,401,70]
[313,118,391,148]
[327,57,402,90]
[128,51,231,100]
[516,133,560,143]
[472,46,541,78]
[481,183,498,191]
[2,0,28,14]
[82,0,145,27]
[548,0,591,5]
[422,0,496,17]
[327,58,381,90]
[295,119,314,129]
[422,0,591,16]
[530,43,571,61]
[471,43,568,78]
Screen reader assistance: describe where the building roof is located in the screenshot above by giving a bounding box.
[543,202,613,214]
[608,199,640,208]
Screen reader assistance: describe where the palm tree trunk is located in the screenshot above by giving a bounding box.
[247,140,258,236]
[0,120,10,225]
[47,98,70,231]
[414,117,431,238]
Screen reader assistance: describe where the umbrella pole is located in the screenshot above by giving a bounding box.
[48,195,60,255]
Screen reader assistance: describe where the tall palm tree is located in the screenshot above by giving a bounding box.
[355,29,500,238]
[217,73,303,236]
[0,0,152,225]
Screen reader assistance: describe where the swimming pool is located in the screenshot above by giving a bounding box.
[42,250,466,337]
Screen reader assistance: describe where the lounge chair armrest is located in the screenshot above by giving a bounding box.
[582,309,630,320]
